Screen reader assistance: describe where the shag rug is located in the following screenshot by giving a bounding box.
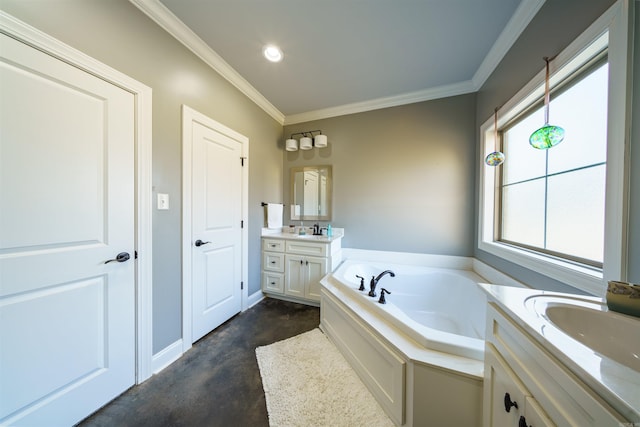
[255,328,394,427]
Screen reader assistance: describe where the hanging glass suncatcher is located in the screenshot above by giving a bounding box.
[529,57,565,149]
[485,107,505,166]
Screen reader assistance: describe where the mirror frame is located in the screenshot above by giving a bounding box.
[290,165,332,221]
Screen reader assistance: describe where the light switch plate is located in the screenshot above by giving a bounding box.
[157,193,169,210]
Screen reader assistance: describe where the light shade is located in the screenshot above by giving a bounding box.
[314,134,327,148]
[285,138,298,151]
[299,136,313,150]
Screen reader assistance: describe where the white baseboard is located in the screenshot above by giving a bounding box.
[246,290,265,309]
[150,339,184,375]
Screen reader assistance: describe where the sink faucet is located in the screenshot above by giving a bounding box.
[312,223,321,235]
[368,270,395,297]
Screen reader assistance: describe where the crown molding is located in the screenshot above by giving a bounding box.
[129,0,285,125]
[130,0,544,127]
[283,80,476,125]
[472,0,546,89]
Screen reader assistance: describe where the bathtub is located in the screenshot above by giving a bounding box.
[319,253,491,426]
[328,259,487,360]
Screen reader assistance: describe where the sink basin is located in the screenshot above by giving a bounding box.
[294,234,326,240]
[526,296,640,372]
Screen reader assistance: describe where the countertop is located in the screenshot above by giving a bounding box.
[261,227,344,243]
[478,283,640,422]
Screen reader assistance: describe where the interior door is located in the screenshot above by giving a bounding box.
[190,120,242,342]
[0,33,135,426]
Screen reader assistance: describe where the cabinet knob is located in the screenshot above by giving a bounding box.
[504,393,518,413]
[518,416,531,427]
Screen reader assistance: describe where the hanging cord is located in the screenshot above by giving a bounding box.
[494,107,499,142]
[544,57,551,125]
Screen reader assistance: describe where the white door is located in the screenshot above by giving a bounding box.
[190,119,243,342]
[0,33,135,426]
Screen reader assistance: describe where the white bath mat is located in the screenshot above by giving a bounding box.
[255,328,395,427]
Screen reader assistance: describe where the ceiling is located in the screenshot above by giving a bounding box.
[131,0,545,124]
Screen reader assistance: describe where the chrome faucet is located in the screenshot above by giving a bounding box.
[368,270,395,297]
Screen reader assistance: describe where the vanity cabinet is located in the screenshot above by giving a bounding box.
[483,303,627,427]
[485,344,553,427]
[261,234,341,305]
[284,254,326,300]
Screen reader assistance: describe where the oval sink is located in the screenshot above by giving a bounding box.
[542,301,640,372]
[294,234,326,240]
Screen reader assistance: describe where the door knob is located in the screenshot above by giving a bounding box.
[105,252,131,264]
[195,239,211,247]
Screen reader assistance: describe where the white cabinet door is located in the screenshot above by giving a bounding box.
[305,256,327,301]
[285,254,306,298]
[522,396,555,427]
[0,33,135,426]
[484,345,529,427]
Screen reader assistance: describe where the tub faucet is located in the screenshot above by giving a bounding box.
[368,270,395,297]
[378,288,391,304]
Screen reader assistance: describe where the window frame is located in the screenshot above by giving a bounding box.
[478,1,631,296]
[496,55,608,268]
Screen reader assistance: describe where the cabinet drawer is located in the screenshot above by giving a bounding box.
[262,238,285,252]
[262,272,284,294]
[285,240,328,257]
[263,252,284,272]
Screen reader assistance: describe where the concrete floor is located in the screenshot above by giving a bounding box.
[79,298,320,427]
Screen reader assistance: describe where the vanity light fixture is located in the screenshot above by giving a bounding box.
[263,44,283,62]
[285,130,328,152]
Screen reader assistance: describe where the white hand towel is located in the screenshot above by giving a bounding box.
[267,203,283,229]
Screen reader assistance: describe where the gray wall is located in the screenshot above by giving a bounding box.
[1,0,283,353]
[3,0,636,356]
[475,0,629,292]
[284,94,477,256]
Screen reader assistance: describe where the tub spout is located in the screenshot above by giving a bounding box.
[368,270,395,297]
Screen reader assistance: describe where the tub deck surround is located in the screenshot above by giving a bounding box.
[320,251,491,426]
[321,269,485,377]
[330,260,487,361]
[479,284,640,423]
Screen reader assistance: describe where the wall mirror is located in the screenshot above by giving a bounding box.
[290,165,332,221]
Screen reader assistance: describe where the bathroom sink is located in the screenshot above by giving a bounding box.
[525,295,640,372]
[294,234,326,240]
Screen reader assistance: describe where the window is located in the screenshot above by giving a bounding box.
[478,0,631,296]
[498,60,609,268]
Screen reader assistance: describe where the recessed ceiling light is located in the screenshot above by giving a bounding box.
[263,45,283,63]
